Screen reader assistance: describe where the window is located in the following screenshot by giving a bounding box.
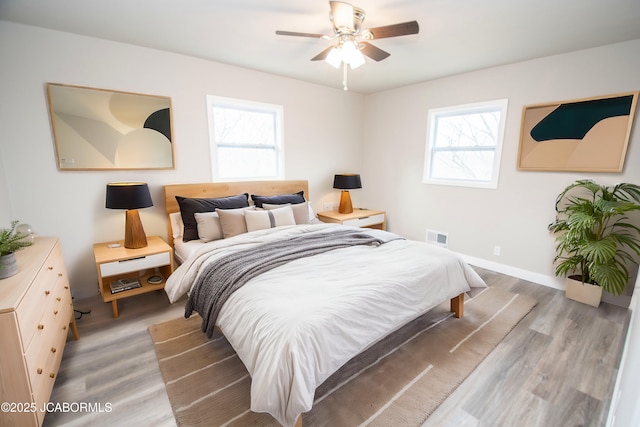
[207,95,284,180]
[423,99,508,189]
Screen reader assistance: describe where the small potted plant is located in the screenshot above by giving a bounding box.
[0,221,34,279]
[548,180,640,306]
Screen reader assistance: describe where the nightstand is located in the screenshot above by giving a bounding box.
[317,209,386,230]
[93,236,174,318]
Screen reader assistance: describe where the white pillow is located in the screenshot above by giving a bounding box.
[245,205,296,232]
[263,202,310,224]
[169,212,184,240]
[307,201,318,222]
[194,211,223,242]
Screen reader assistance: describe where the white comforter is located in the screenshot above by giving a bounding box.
[165,223,486,426]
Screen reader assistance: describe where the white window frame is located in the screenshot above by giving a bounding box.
[207,95,284,180]
[423,99,508,189]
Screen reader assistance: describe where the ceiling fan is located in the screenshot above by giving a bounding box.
[276,1,419,90]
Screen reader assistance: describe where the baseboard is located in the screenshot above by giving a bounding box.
[460,254,564,290]
[461,254,632,308]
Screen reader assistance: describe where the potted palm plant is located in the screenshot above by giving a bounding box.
[549,179,640,307]
[0,221,34,279]
[548,180,640,306]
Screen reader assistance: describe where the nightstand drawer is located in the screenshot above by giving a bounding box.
[343,213,385,228]
[99,252,171,277]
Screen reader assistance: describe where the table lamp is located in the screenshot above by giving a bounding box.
[105,182,153,249]
[333,174,362,214]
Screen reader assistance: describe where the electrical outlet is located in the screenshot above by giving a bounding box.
[493,246,501,256]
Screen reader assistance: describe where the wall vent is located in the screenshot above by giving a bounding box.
[426,229,448,248]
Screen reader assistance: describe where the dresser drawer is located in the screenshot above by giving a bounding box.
[16,244,68,349]
[343,213,385,228]
[25,280,72,359]
[99,251,170,277]
[25,296,71,415]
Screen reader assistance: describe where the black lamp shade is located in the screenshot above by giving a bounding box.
[333,174,362,190]
[105,182,153,210]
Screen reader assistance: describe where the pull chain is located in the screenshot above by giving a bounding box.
[342,62,348,91]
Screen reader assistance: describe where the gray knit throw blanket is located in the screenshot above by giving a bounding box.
[185,228,387,338]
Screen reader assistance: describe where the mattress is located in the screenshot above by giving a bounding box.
[173,238,202,265]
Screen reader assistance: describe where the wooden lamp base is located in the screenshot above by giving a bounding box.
[338,190,354,214]
[124,209,148,249]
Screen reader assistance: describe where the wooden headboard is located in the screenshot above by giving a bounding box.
[163,180,309,247]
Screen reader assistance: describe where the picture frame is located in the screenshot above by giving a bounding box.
[517,92,638,172]
[47,83,175,170]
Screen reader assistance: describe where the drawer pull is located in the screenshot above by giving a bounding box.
[58,273,63,277]
[37,324,44,330]
[51,347,57,353]
[45,290,50,295]
[48,266,54,270]
[37,368,43,375]
[56,297,62,301]
[54,310,59,315]
[63,325,67,331]
[49,373,55,379]
[64,285,69,289]
[120,256,146,262]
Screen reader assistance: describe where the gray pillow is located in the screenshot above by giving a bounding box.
[251,191,305,208]
[176,193,249,241]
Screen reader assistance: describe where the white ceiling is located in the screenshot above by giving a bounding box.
[2,0,640,94]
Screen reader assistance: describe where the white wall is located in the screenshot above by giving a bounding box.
[0,21,365,299]
[361,39,640,303]
[0,161,13,225]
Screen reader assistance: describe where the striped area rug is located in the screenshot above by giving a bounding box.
[149,287,536,426]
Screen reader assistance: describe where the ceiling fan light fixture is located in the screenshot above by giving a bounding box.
[341,41,365,69]
[277,1,420,90]
[325,47,342,68]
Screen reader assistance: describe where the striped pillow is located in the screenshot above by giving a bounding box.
[244,206,296,232]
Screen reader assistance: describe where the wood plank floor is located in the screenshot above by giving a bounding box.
[43,268,629,427]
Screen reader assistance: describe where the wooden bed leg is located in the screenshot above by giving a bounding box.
[295,415,303,427]
[450,293,464,318]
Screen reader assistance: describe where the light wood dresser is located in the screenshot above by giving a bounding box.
[0,237,79,426]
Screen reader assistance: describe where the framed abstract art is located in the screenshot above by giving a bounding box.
[47,83,175,170]
[517,92,638,172]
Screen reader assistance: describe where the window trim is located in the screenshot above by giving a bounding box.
[207,95,284,181]
[423,99,508,189]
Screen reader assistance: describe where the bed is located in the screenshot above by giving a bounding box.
[163,181,487,427]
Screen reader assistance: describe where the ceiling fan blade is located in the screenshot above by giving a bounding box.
[276,30,324,38]
[360,42,390,61]
[368,21,419,39]
[330,1,355,31]
[311,46,336,61]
